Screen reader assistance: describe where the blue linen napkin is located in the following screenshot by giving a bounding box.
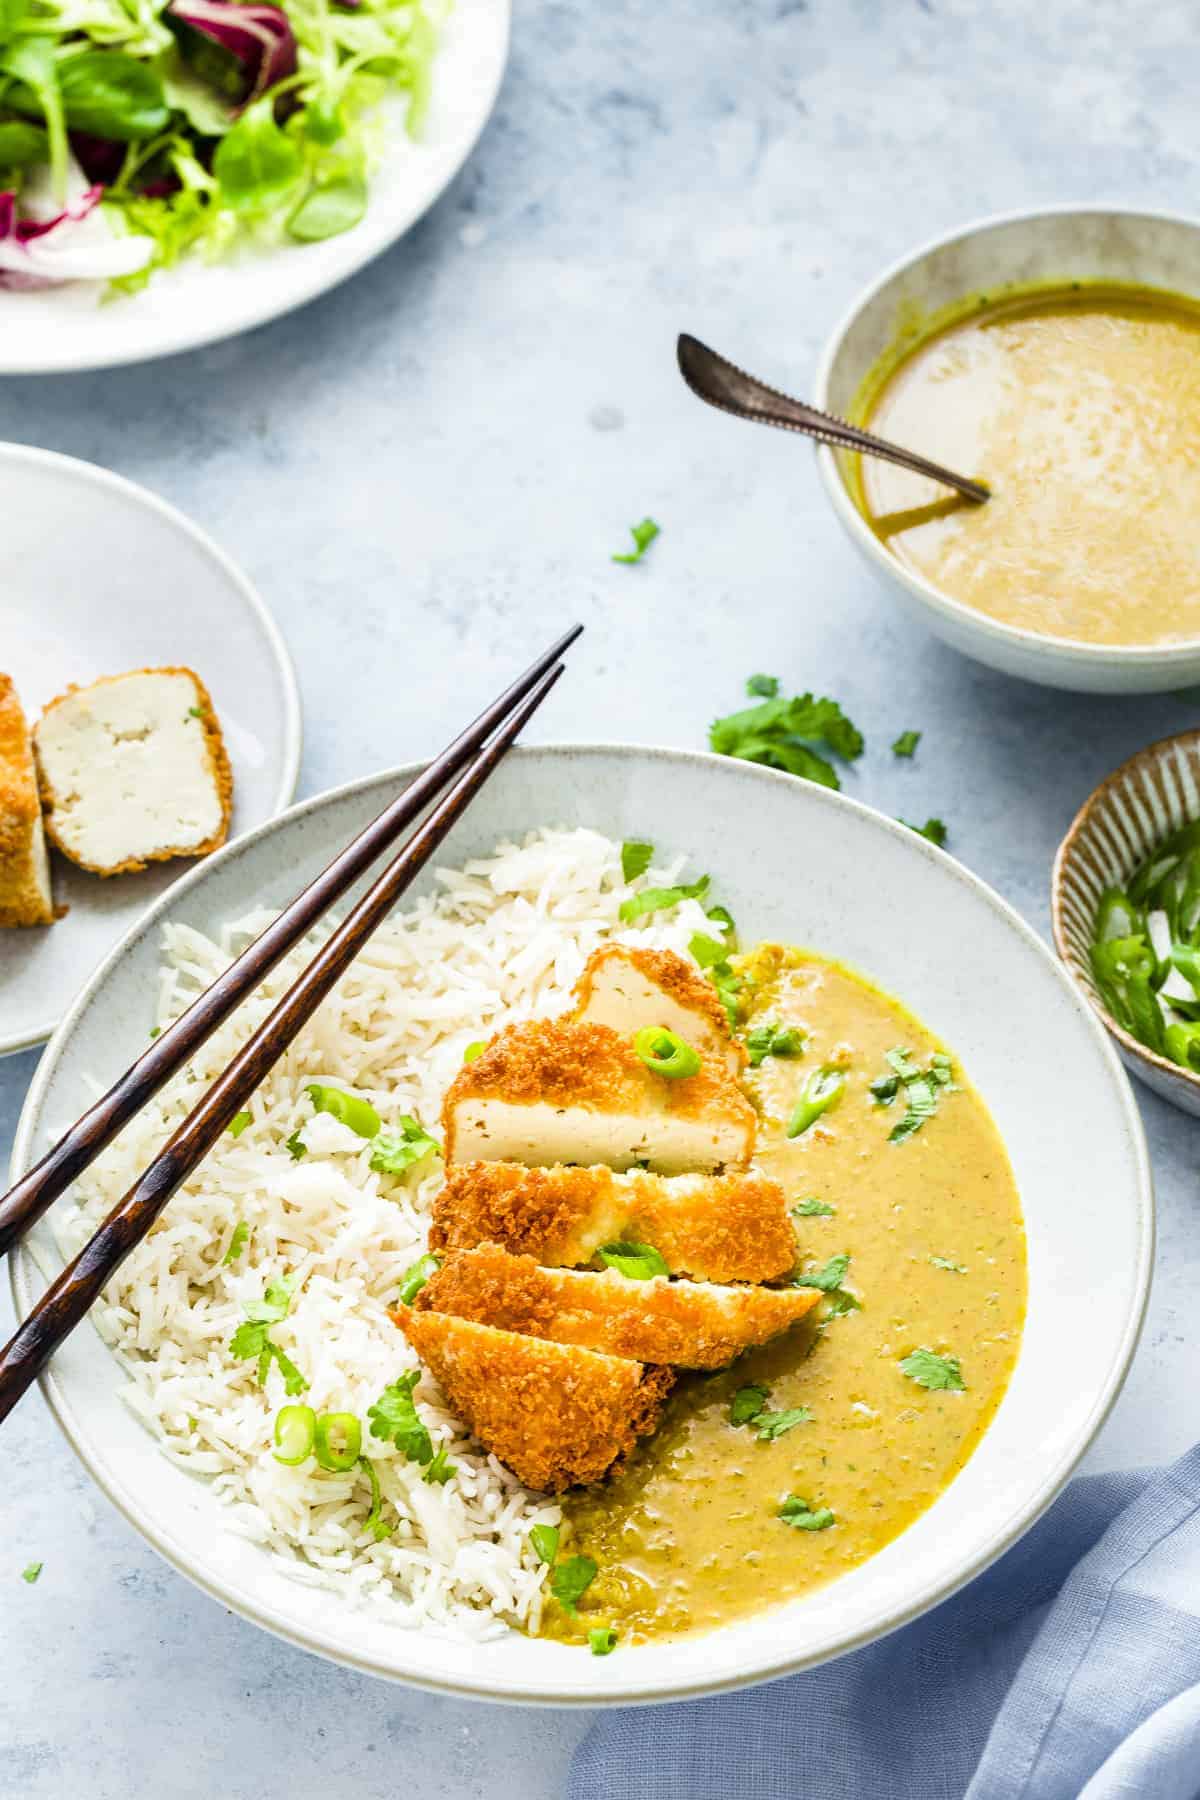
[570,1443,1200,1800]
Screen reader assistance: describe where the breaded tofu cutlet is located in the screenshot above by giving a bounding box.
[573,943,744,1074]
[431,1162,797,1283]
[441,1019,755,1173]
[34,667,233,876]
[413,1243,819,1368]
[395,1305,674,1492]
[0,675,55,927]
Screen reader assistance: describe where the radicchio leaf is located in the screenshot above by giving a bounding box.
[166,0,297,111]
[69,131,126,186]
[0,180,153,288]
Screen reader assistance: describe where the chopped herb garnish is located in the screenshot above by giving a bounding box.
[597,1241,669,1280]
[706,904,738,943]
[229,1277,307,1394]
[746,674,780,698]
[787,1065,845,1137]
[306,1084,381,1140]
[222,1220,250,1265]
[823,1288,862,1317]
[589,1626,619,1656]
[188,705,206,719]
[689,931,729,969]
[891,730,921,757]
[550,1553,598,1616]
[284,1129,307,1161]
[745,1020,805,1067]
[710,686,864,790]
[370,1115,441,1176]
[314,1411,363,1472]
[228,1110,252,1139]
[21,1562,42,1583]
[903,817,948,847]
[273,1404,317,1466]
[530,1524,560,1565]
[900,1347,965,1391]
[752,1407,813,1441]
[794,1253,850,1293]
[358,1455,392,1540]
[874,1046,955,1144]
[621,840,654,882]
[619,873,710,925]
[778,1495,835,1531]
[396,1254,440,1305]
[729,1383,771,1426]
[612,517,660,565]
[792,1196,835,1218]
[930,1255,967,1273]
[422,1444,456,1485]
[633,1024,701,1079]
[149,1025,161,1038]
[367,1371,433,1466]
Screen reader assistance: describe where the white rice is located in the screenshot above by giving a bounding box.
[52,828,723,1639]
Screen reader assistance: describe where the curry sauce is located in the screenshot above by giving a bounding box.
[542,948,1025,1646]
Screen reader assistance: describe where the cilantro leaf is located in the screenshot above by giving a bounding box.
[900,1347,965,1391]
[367,1371,433,1465]
[746,674,779,698]
[229,1278,307,1393]
[597,1241,669,1280]
[621,840,654,882]
[422,1444,456,1485]
[530,1524,560,1565]
[753,1406,812,1441]
[550,1553,598,1616]
[903,817,948,847]
[823,1288,862,1317]
[729,1383,770,1426]
[358,1455,393,1541]
[222,1220,249,1265]
[930,1255,966,1273]
[612,517,660,565]
[706,904,738,944]
[745,1020,805,1067]
[619,874,710,924]
[778,1495,835,1531]
[284,1129,307,1161]
[709,689,864,790]
[792,1196,835,1218]
[892,730,921,757]
[589,1626,618,1655]
[370,1115,440,1176]
[874,1047,954,1144]
[794,1253,850,1293]
[271,1344,308,1397]
[228,1110,252,1138]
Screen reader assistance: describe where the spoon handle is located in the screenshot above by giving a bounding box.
[677,333,989,506]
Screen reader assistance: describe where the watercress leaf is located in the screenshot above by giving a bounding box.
[287,167,367,242]
[55,50,170,138]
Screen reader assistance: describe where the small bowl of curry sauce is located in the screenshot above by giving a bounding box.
[814,207,1200,692]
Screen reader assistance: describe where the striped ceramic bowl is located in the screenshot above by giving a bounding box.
[1052,729,1200,1115]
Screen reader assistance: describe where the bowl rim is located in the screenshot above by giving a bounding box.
[812,201,1200,668]
[1051,724,1200,1090]
[10,743,1155,1705]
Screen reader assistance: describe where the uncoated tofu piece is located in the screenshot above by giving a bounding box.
[573,943,744,1074]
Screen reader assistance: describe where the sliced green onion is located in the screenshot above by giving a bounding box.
[313,1411,362,1472]
[597,1240,669,1280]
[228,1110,252,1138]
[273,1404,317,1466]
[1095,888,1142,944]
[633,1025,702,1079]
[306,1084,381,1139]
[1165,1020,1200,1071]
[396,1253,440,1306]
[463,1041,487,1064]
[787,1066,845,1137]
[589,1626,618,1655]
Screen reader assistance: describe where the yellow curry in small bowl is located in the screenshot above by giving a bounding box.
[545,945,1025,1648]
[851,283,1200,648]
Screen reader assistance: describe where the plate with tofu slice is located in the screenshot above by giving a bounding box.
[0,443,300,1055]
[10,746,1150,1705]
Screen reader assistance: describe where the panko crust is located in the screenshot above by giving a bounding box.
[0,674,55,927]
[574,942,739,1054]
[394,1305,673,1492]
[430,1162,797,1283]
[414,1243,818,1368]
[35,666,234,877]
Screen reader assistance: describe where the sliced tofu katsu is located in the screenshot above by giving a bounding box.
[441,1019,755,1173]
[430,1163,797,1283]
[413,1243,819,1368]
[573,943,744,1074]
[395,1305,674,1493]
[34,667,233,876]
[0,675,55,927]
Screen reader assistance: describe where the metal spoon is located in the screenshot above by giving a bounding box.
[677,333,990,506]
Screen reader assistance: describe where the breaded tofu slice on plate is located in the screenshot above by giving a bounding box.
[34,667,233,876]
[441,1019,755,1174]
[573,943,744,1074]
[413,1243,819,1368]
[431,1162,797,1284]
[0,674,55,927]
[395,1305,674,1493]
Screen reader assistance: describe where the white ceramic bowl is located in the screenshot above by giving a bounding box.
[10,747,1152,1705]
[814,205,1200,694]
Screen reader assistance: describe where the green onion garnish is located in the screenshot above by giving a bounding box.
[787,1066,845,1137]
[228,1110,252,1138]
[306,1084,381,1139]
[589,1626,619,1655]
[314,1411,362,1472]
[396,1253,440,1306]
[20,1562,42,1584]
[633,1024,702,1079]
[597,1240,669,1280]
[612,517,660,565]
[273,1404,317,1466]
[369,1115,441,1176]
[463,1041,486,1064]
[777,1495,835,1531]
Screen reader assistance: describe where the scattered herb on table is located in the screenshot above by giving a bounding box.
[709,681,864,791]
[892,730,921,757]
[612,517,660,565]
[903,817,948,847]
[777,1495,835,1531]
[229,1276,306,1393]
[900,1347,966,1392]
[550,1554,598,1617]
[20,1561,42,1583]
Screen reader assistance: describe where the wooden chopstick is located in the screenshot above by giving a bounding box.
[0,661,565,1424]
[0,624,582,1263]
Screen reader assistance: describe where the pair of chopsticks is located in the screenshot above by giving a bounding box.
[0,626,582,1425]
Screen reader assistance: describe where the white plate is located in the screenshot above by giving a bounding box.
[10,747,1152,1705]
[0,0,510,373]
[0,443,301,1055]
